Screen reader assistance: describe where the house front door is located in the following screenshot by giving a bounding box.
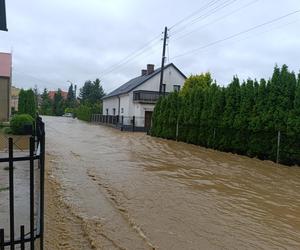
[144,111,153,130]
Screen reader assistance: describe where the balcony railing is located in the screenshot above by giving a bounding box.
[133,90,168,103]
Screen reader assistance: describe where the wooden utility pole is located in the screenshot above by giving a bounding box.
[159,26,168,94]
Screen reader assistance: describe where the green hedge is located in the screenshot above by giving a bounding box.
[151,65,300,165]
[10,114,34,135]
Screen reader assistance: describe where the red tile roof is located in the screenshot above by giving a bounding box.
[48,90,68,100]
[0,52,12,78]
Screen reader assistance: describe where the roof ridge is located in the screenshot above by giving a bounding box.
[103,63,178,99]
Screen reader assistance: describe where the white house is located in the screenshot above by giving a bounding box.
[102,63,186,130]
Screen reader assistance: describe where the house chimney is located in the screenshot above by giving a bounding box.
[141,69,147,76]
[147,64,155,75]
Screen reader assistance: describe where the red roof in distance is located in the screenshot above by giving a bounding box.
[48,90,68,100]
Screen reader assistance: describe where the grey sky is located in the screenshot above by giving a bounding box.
[0,0,299,94]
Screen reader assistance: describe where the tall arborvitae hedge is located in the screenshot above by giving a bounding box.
[150,65,300,165]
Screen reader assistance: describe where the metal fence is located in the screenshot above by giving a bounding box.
[0,116,45,250]
[91,114,146,132]
[153,121,300,165]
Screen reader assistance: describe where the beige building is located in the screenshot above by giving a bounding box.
[0,52,12,122]
[11,86,20,113]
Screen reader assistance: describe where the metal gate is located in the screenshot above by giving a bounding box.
[0,116,45,249]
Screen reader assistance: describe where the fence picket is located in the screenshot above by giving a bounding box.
[0,229,4,250]
[20,225,25,250]
[9,137,15,250]
[0,115,45,249]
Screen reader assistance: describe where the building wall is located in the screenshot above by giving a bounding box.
[0,77,10,121]
[11,86,20,112]
[119,94,130,116]
[102,65,186,126]
[134,66,186,93]
[102,96,119,115]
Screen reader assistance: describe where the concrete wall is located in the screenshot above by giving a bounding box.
[0,77,10,122]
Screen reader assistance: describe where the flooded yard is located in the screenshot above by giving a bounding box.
[26,117,300,249]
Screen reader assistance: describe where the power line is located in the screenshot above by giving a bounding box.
[99,34,161,76]
[98,0,237,80]
[169,0,222,29]
[170,0,238,37]
[100,38,162,78]
[172,0,259,42]
[171,10,300,60]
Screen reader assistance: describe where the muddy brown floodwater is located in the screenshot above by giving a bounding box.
[43,116,300,250]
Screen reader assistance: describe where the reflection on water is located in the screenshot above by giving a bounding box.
[44,116,300,249]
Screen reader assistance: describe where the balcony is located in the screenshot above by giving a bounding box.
[133,90,168,104]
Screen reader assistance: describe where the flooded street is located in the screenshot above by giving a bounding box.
[44,116,300,249]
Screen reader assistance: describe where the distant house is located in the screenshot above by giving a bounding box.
[11,86,20,113]
[48,90,68,100]
[102,63,186,130]
[0,52,12,122]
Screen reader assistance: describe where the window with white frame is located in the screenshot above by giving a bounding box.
[173,85,180,92]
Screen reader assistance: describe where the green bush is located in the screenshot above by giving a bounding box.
[3,127,12,134]
[10,114,34,135]
[76,103,102,122]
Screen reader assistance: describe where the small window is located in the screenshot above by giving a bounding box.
[173,85,180,92]
[162,84,166,93]
[121,108,124,114]
[106,109,108,115]
[113,108,116,116]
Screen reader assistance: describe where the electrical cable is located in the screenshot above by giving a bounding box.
[171,10,300,60]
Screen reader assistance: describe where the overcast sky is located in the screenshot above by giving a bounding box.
[0,0,299,93]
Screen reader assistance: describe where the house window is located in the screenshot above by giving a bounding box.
[161,84,166,93]
[106,109,108,115]
[173,85,180,92]
[121,108,124,114]
[113,108,116,116]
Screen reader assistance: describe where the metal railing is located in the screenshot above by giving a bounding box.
[0,115,45,250]
[133,90,168,103]
[91,114,147,132]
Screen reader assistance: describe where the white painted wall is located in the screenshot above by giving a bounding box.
[102,64,186,126]
[119,94,130,116]
[134,65,185,92]
[102,96,119,115]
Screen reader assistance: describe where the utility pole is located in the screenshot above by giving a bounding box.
[159,26,168,95]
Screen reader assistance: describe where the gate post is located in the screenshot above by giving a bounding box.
[276,131,281,164]
[132,116,135,132]
[176,119,179,141]
[8,138,15,250]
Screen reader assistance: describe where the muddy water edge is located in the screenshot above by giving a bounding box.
[43,116,300,250]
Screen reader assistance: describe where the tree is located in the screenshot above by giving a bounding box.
[40,88,53,115]
[33,85,39,110]
[52,89,65,116]
[150,64,300,165]
[79,78,105,105]
[180,73,212,96]
[66,84,76,108]
[18,89,36,118]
